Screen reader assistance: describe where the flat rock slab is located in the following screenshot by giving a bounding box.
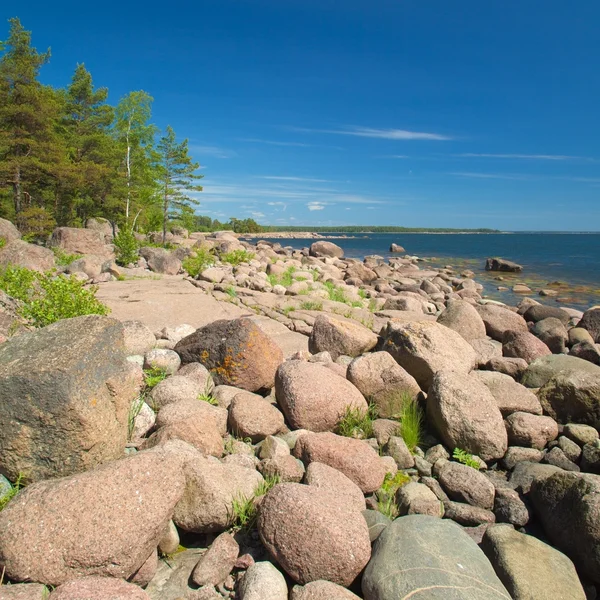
[145,548,204,600]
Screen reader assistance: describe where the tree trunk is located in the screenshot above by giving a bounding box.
[13,165,22,214]
[162,187,168,245]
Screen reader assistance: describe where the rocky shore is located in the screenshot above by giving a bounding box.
[0,220,600,599]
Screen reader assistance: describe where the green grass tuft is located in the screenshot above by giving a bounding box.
[51,247,79,267]
[143,367,168,390]
[225,285,238,299]
[374,471,411,520]
[220,249,255,266]
[336,403,378,439]
[0,473,25,511]
[182,247,214,277]
[452,448,481,469]
[398,395,423,452]
[299,300,323,311]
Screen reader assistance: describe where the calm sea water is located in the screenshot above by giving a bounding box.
[252,233,600,309]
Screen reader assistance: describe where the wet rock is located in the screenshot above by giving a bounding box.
[485,257,523,273]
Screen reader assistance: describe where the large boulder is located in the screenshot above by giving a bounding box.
[522,304,571,325]
[437,298,487,342]
[258,483,371,586]
[520,354,600,388]
[578,307,600,343]
[0,218,21,243]
[293,432,387,493]
[380,321,477,389]
[85,217,115,242]
[228,392,285,442]
[426,370,508,461]
[0,239,55,272]
[537,370,600,428]
[345,262,377,284]
[0,315,141,482]
[175,318,283,392]
[362,515,511,600]
[138,247,181,275]
[481,524,586,600]
[503,330,552,364]
[309,241,344,259]
[275,361,367,432]
[50,226,113,257]
[48,577,150,600]
[291,581,361,599]
[475,304,528,342]
[346,351,421,418]
[473,370,542,417]
[122,320,156,355]
[532,317,568,354]
[304,461,366,513]
[308,314,377,360]
[0,445,186,586]
[485,257,523,272]
[530,471,600,584]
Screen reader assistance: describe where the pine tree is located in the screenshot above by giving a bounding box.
[156,126,203,243]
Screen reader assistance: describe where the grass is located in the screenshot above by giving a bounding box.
[0,266,109,328]
[51,247,79,267]
[225,285,238,299]
[299,300,323,311]
[375,471,411,520]
[281,305,296,316]
[220,249,255,266]
[198,392,218,405]
[368,298,379,312]
[127,396,146,440]
[311,270,320,282]
[0,473,25,511]
[398,395,423,452]
[336,403,378,439]
[229,475,281,532]
[268,266,297,288]
[377,496,399,520]
[182,247,214,277]
[143,367,168,389]
[323,280,348,304]
[358,288,368,299]
[453,448,481,469]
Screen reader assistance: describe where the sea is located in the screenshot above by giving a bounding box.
[250,232,600,311]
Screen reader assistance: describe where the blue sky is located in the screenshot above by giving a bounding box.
[3,0,600,230]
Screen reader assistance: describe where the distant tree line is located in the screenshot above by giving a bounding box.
[0,18,202,242]
[257,225,500,233]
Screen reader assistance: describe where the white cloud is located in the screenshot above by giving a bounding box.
[290,126,451,141]
[238,138,313,147]
[188,144,236,159]
[258,176,334,183]
[307,202,326,211]
[455,153,586,161]
[251,212,265,218]
[448,172,533,181]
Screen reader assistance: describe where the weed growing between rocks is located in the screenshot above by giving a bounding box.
[398,396,424,452]
[51,247,79,267]
[0,266,109,328]
[220,249,255,266]
[0,473,25,511]
[182,247,214,277]
[323,281,348,304]
[225,286,238,299]
[268,266,296,287]
[229,475,280,532]
[299,300,323,311]
[143,367,168,389]
[281,305,295,316]
[375,471,411,519]
[453,447,481,469]
[127,396,146,440]
[336,404,378,439]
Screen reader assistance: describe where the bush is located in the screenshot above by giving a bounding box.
[51,247,79,267]
[16,207,56,242]
[113,228,140,266]
[0,266,110,328]
[220,249,255,266]
[182,247,214,277]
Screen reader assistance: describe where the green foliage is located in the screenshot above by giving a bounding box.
[299,300,323,311]
[128,396,145,440]
[220,249,255,266]
[358,288,368,299]
[375,471,411,520]
[229,475,280,532]
[398,395,423,452]
[377,496,399,520]
[0,237,6,249]
[225,285,238,299]
[0,472,25,511]
[0,266,109,327]
[16,207,56,241]
[281,305,295,316]
[182,247,214,277]
[143,366,168,389]
[323,280,348,303]
[113,228,140,266]
[267,265,296,287]
[198,391,218,405]
[453,448,481,469]
[255,474,280,497]
[51,246,79,267]
[336,404,378,439]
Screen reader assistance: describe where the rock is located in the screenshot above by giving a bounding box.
[0,583,47,600]
[481,524,586,600]
[48,577,150,599]
[346,352,421,418]
[158,520,180,555]
[558,435,583,462]
[0,218,21,242]
[173,453,263,533]
[50,227,113,257]
[191,532,239,587]
[537,370,600,428]
[493,487,530,527]
[131,401,156,441]
[520,354,600,388]
[139,247,181,274]
[437,298,487,342]
[523,304,570,324]
[65,255,104,279]
[150,375,202,409]
[570,341,600,364]
[237,562,288,600]
[228,393,285,442]
[160,324,196,344]
[293,432,387,493]
[484,356,528,379]
[258,483,371,586]
[501,447,543,470]
[291,581,361,599]
[123,320,156,355]
[258,435,290,460]
[129,550,158,587]
[578,307,600,342]
[382,295,426,313]
[0,315,141,482]
[581,443,600,473]
[385,435,415,469]
[345,262,377,284]
[509,461,562,494]
[176,362,213,390]
[475,304,528,342]
[569,327,595,346]
[396,481,444,517]
[443,501,496,526]
[505,412,559,449]
[156,398,227,436]
[259,455,305,483]
[0,445,186,586]
[473,370,542,417]
[427,370,508,462]
[470,338,503,366]
[503,330,552,363]
[0,239,56,272]
[485,257,523,272]
[275,361,367,432]
[532,317,568,354]
[372,419,400,446]
[512,284,532,293]
[142,417,224,457]
[304,462,366,513]
[438,461,495,509]
[174,318,283,392]
[565,423,599,446]
[542,447,580,471]
[531,471,600,584]
[381,320,477,389]
[309,241,344,259]
[144,348,181,374]
[362,515,511,600]
[308,314,377,360]
[389,243,405,253]
[363,509,392,542]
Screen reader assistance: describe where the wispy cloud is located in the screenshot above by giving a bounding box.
[238,138,313,148]
[455,153,586,161]
[250,212,265,218]
[448,172,533,181]
[307,202,327,211]
[188,144,236,159]
[257,176,334,183]
[290,125,452,141]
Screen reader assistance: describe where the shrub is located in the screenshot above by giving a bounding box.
[0,266,109,328]
[16,207,56,242]
[51,247,79,267]
[182,247,214,277]
[336,404,378,439]
[453,448,481,469]
[220,249,255,266]
[113,228,140,266]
